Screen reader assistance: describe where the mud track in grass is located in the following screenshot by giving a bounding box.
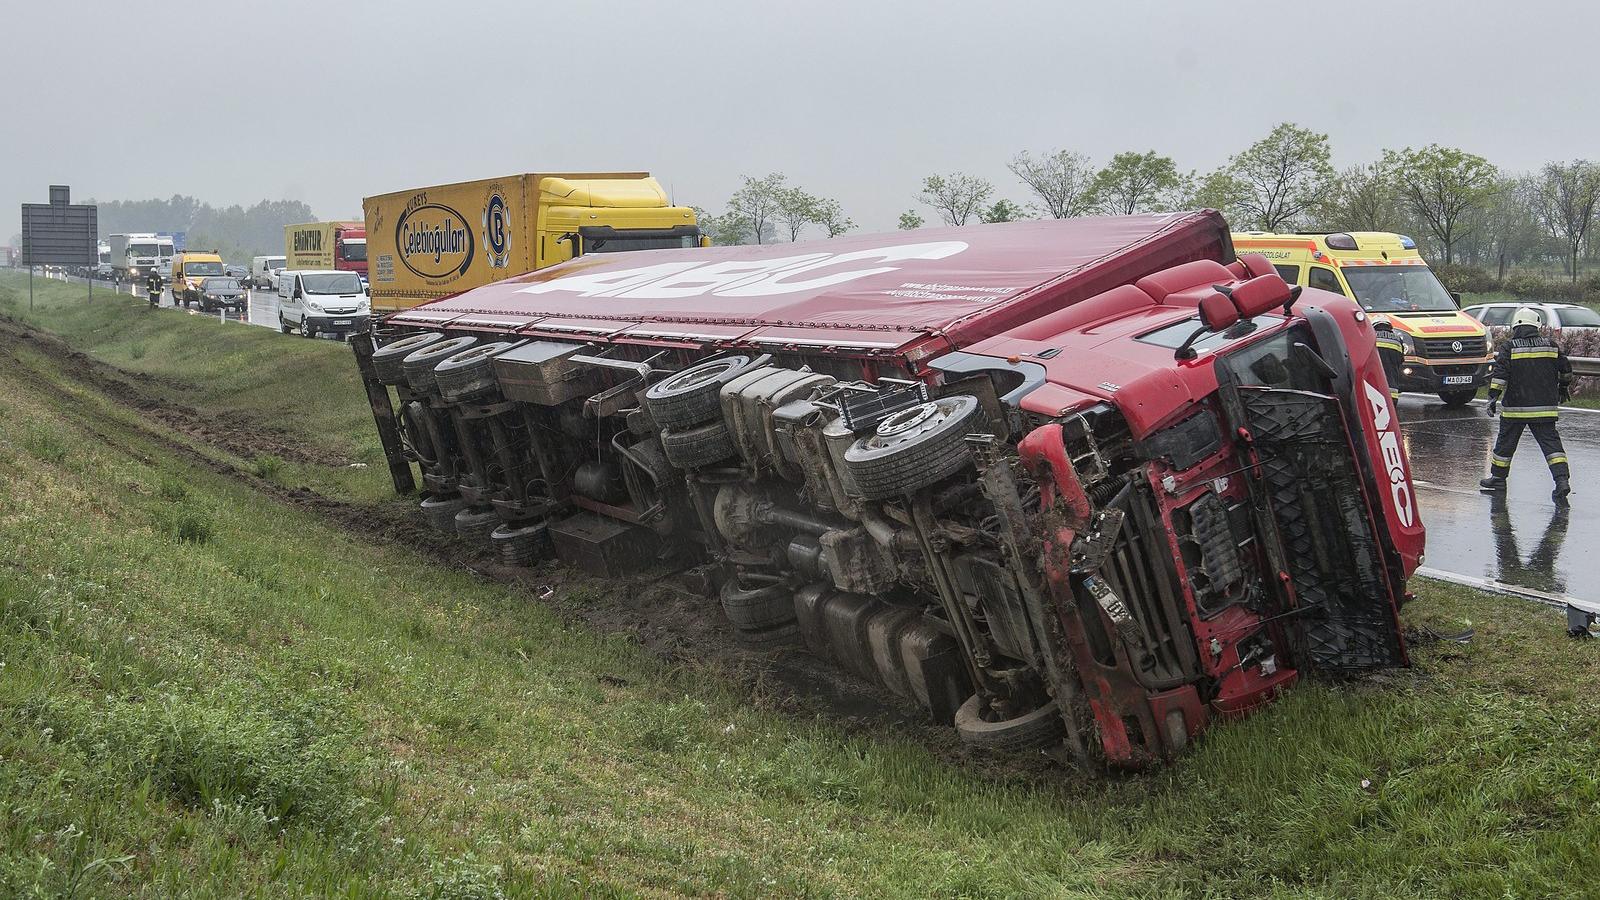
[1,313,1062,781]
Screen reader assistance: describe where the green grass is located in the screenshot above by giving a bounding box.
[5,270,1600,896]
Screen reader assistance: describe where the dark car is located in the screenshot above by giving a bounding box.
[198,277,247,312]
[224,264,249,280]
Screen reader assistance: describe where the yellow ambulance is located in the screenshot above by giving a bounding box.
[1232,231,1490,405]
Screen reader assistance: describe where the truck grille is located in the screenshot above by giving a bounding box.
[1093,489,1201,690]
[1417,336,1487,358]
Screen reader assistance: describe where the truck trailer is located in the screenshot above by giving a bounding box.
[362,172,700,312]
[353,212,1423,769]
[285,221,367,278]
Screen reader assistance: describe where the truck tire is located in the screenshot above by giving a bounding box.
[734,621,801,648]
[420,493,468,533]
[661,421,737,469]
[435,342,516,403]
[720,581,796,631]
[1438,390,1475,407]
[373,332,446,385]
[645,356,750,430]
[491,522,551,567]
[402,336,479,394]
[842,395,981,499]
[454,506,500,547]
[953,695,1066,753]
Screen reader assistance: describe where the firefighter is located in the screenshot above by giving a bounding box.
[145,267,164,304]
[1478,307,1573,502]
[1373,319,1405,402]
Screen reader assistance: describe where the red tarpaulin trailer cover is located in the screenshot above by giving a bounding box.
[387,212,1233,361]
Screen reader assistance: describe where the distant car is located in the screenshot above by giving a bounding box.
[225,264,249,280]
[1464,302,1600,337]
[275,269,371,339]
[197,276,247,312]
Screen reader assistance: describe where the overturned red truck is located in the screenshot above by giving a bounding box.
[354,211,1424,768]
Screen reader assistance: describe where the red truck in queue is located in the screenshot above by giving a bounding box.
[353,211,1424,769]
[285,222,368,279]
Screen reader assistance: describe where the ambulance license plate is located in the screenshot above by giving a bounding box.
[1443,375,1474,385]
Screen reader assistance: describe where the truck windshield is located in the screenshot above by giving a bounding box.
[302,273,363,294]
[185,262,225,276]
[131,243,159,257]
[265,258,285,269]
[340,239,367,261]
[1343,265,1457,313]
[160,246,174,257]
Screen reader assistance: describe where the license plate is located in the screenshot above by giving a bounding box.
[333,320,352,326]
[1443,375,1474,385]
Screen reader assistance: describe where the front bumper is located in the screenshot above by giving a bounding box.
[1396,358,1490,393]
[306,314,370,334]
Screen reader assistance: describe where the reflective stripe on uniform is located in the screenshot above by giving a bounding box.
[1489,378,1507,390]
[1547,454,1568,465]
[1491,453,1512,468]
[1502,406,1559,418]
[1375,337,1404,351]
[1510,349,1560,360]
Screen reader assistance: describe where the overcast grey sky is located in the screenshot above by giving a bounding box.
[3,0,1597,240]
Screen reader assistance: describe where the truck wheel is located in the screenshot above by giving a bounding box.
[661,421,737,469]
[720,581,796,631]
[843,395,981,499]
[734,621,801,647]
[645,355,750,429]
[1438,390,1475,407]
[373,332,446,385]
[953,695,1066,753]
[453,506,500,547]
[435,342,515,402]
[491,522,551,567]
[402,336,480,394]
[420,493,468,533]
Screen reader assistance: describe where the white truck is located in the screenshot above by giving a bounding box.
[95,242,113,280]
[109,233,175,283]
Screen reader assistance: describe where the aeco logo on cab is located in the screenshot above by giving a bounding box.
[395,202,475,279]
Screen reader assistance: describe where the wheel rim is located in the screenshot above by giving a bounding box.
[860,397,972,453]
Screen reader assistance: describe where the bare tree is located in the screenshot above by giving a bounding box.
[1007,150,1096,218]
[728,173,787,245]
[919,173,993,226]
[1532,160,1600,281]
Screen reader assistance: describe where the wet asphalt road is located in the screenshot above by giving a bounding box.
[1400,396,1598,603]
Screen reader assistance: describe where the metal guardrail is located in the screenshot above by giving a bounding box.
[1574,357,1600,377]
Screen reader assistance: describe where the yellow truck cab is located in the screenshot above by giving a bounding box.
[169,250,227,309]
[1232,231,1490,405]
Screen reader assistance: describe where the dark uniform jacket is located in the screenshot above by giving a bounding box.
[1487,329,1573,419]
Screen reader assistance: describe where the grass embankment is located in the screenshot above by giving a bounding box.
[3,272,1600,897]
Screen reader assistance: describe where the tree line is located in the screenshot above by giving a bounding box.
[698,124,1600,287]
[90,195,319,263]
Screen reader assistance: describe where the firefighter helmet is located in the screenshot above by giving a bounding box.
[1511,306,1543,329]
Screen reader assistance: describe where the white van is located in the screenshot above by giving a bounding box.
[250,255,287,289]
[276,270,371,339]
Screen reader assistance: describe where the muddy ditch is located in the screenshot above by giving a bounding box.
[2,314,1070,782]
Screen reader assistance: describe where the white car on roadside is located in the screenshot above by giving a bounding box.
[1464,302,1600,337]
[276,270,372,339]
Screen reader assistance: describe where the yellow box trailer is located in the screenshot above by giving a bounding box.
[284,221,368,276]
[362,172,700,310]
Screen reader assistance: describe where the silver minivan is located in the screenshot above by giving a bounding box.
[276,270,372,339]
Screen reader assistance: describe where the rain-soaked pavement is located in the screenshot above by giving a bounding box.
[1400,396,1599,604]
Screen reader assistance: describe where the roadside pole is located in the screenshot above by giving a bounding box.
[28,264,33,311]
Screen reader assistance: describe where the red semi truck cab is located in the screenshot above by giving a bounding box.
[358,212,1422,769]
